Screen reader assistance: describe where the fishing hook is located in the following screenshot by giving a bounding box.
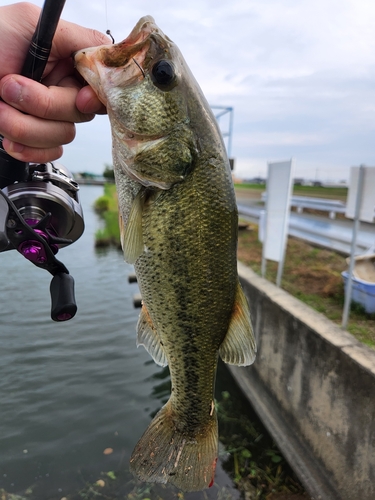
[132,58,145,78]
[106,29,115,44]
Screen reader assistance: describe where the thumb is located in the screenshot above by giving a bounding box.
[52,19,111,59]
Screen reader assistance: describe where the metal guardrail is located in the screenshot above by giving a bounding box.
[292,196,346,218]
[261,193,347,218]
[237,204,375,255]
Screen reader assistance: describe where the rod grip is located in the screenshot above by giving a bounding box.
[21,0,66,81]
[0,140,28,188]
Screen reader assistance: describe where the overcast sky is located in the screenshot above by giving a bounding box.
[2,0,375,181]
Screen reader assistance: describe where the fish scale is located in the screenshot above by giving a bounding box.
[74,15,256,492]
[117,79,186,136]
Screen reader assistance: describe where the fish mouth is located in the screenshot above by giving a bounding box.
[100,15,159,67]
[74,45,147,105]
[74,16,165,104]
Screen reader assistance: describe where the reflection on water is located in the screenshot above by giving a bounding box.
[0,186,239,499]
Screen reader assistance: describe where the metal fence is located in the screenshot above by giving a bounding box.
[237,204,375,255]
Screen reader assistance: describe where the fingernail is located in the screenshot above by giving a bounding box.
[1,78,22,103]
[9,141,24,153]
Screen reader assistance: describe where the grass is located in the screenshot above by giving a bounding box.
[234,183,265,190]
[291,185,347,199]
[237,223,375,347]
[94,183,121,248]
[215,381,307,499]
[234,183,348,200]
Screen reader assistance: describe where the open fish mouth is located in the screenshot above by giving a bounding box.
[74,44,149,104]
[74,16,172,104]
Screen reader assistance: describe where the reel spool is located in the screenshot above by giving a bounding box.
[2,162,84,247]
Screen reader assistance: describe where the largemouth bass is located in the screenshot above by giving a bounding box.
[74,16,256,492]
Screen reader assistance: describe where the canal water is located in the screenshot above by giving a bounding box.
[0,186,240,499]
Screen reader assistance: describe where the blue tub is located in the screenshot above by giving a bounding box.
[342,271,375,314]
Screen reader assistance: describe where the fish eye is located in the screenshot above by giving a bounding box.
[151,60,175,88]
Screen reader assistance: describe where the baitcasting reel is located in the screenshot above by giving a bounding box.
[0,0,85,321]
[0,161,84,321]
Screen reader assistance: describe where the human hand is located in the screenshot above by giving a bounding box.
[0,2,109,163]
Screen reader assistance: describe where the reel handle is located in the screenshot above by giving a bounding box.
[50,273,77,322]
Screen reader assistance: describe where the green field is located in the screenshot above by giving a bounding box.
[234,183,348,200]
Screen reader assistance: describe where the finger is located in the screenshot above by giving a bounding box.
[76,85,107,115]
[0,3,41,78]
[2,137,63,164]
[0,75,95,123]
[52,20,111,59]
[0,100,76,148]
[42,58,77,87]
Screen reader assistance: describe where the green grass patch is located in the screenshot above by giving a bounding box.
[292,184,347,200]
[234,183,265,190]
[234,183,348,200]
[94,184,118,211]
[94,184,121,249]
[216,386,307,498]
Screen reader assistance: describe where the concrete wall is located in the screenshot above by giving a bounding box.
[230,262,375,500]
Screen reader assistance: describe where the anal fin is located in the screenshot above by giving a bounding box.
[219,280,256,366]
[137,304,168,367]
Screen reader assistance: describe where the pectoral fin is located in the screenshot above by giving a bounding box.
[137,304,168,367]
[130,127,195,189]
[219,281,256,366]
[122,189,145,264]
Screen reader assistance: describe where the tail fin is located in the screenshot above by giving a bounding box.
[130,400,218,491]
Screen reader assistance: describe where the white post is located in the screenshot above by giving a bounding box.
[342,165,365,329]
[261,159,294,286]
[260,210,267,278]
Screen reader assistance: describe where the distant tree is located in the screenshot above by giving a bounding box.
[103,164,115,180]
[79,172,96,179]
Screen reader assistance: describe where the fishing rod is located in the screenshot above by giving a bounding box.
[0,0,85,322]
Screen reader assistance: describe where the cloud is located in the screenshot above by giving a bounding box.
[1,0,374,181]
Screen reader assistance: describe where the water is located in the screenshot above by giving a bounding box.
[0,186,239,499]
